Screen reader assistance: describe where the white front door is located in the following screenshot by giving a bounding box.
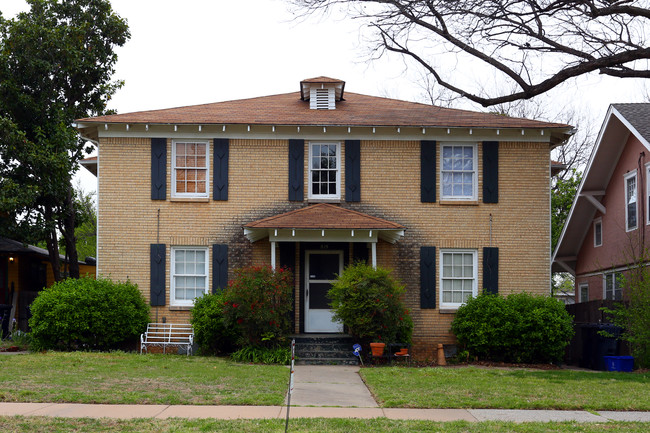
[305,250,344,333]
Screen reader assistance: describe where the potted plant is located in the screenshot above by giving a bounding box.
[328,263,413,360]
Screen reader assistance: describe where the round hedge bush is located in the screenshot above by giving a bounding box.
[29,277,149,351]
[328,263,413,345]
[451,292,574,363]
[190,291,239,355]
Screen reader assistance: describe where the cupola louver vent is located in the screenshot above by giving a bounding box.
[310,86,336,110]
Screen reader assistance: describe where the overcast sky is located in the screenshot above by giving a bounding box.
[3,0,649,194]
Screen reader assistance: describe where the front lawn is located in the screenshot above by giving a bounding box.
[361,366,650,410]
[1,417,649,433]
[0,352,287,405]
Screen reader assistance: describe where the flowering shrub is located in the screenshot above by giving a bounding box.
[328,263,413,344]
[222,266,293,346]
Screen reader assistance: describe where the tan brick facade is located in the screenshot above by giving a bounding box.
[97,135,551,358]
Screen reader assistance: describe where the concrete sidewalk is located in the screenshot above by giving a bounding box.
[1,402,649,422]
[1,364,649,423]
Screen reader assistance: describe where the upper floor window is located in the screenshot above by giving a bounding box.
[441,144,477,200]
[594,218,602,247]
[604,272,623,301]
[624,171,637,231]
[440,249,477,309]
[173,140,209,198]
[309,142,340,200]
[171,247,208,306]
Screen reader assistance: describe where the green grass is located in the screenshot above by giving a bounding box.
[361,366,650,410]
[0,417,649,433]
[0,352,288,405]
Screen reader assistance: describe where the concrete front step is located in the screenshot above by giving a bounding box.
[292,334,360,366]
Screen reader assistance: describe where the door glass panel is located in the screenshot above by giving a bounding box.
[309,283,332,309]
[309,254,339,280]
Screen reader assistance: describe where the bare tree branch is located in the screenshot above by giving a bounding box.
[290,0,650,106]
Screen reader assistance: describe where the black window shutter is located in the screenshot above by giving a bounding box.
[288,139,304,201]
[483,247,499,294]
[420,246,436,308]
[345,140,361,202]
[213,139,229,201]
[212,244,228,293]
[421,140,436,203]
[483,141,499,203]
[150,244,166,306]
[151,138,167,200]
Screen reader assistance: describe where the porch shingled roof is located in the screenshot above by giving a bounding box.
[244,203,404,230]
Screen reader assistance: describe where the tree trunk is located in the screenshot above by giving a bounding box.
[62,184,80,279]
[44,222,62,282]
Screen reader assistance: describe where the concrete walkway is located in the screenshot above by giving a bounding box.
[1,402,649,422]
[0,364,649,422]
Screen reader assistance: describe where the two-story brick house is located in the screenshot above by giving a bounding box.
[76,77,572,358]
[554,104,650,303]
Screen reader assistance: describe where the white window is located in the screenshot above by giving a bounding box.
[309,142,340,200]
[594,218,602,247]
[624,171,637,231]
[604,272,623,301]
[441,144,477,200]
[172,140,209,197]
[579,283,589,303]
[440,249,478,308]
[171,247,209,306]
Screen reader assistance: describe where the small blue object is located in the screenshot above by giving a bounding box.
[603,356,634,372]
[353,344,362,357]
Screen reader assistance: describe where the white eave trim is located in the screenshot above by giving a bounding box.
[243,228,405,244]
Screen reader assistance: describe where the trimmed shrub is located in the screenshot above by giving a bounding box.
[190,291,239,355]
[222,266,293,347]
[451,292,574,363]
[29,277,149,351]
[328,263,413,344]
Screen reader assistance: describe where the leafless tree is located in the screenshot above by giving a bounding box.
[291,0,650,107]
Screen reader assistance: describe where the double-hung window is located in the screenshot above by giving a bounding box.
[440,249,477,308]
[579,283,589,303]
[173,140,209,197]
[604,272,623,301]
[309,142,340,200]
[624,171,637,231]
[441,144,477,200]
[171,247,208,306]
[594,218,602,247]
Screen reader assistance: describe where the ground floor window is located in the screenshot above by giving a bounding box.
[579,283,589,303]
[604,272,623,301]
[171,247,208,306]
[440,249,477,308]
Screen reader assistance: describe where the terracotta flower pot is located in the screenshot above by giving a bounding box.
[394,348,408,356]
[370,342,385,357]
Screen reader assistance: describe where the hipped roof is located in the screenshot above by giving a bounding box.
[77,91,569,130]
[245,203,404,230]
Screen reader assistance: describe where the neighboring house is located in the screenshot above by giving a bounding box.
[554,104,650,303]
[0,237,96,331]
[75,77,572,358]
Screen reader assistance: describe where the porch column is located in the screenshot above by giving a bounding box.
[270,241,276,270]
[371,241,377,269]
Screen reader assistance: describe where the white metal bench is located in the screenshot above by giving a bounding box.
[140,323,194,355]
